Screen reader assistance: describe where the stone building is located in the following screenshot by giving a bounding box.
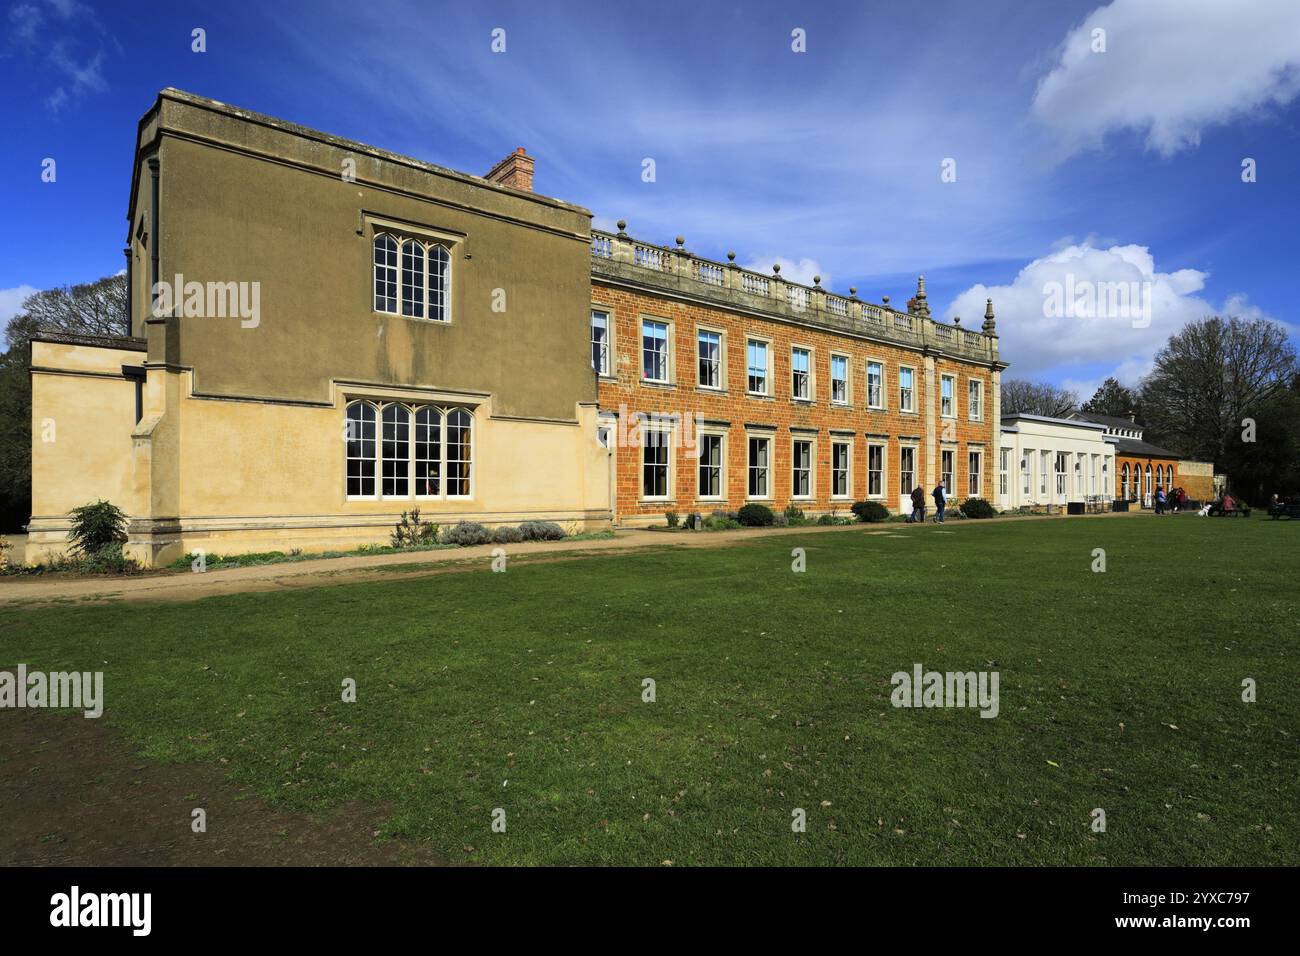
[25,89,1009,564]
[27,89,609,566]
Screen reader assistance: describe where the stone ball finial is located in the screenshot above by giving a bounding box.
[772,263,781,274]
[616,219,627,235]
[882,295,890,305]
[954,316,961,326]
[849,286,857,296]
[727,251,736,262]
[675,236,685,248]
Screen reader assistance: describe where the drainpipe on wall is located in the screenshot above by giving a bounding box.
[123,245,132,334]
[147,157,160,312]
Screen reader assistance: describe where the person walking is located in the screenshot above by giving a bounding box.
[1154,487,1166,515]
[910,485,926,523]
[932,481,947,523]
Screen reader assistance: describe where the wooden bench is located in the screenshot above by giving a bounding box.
[1268,502,1300,520]
[1210,506,1251,518]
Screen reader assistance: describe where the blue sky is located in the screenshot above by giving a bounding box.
[3,0,1298,397]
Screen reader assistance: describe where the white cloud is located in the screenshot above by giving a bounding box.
[0,285,39,324]
[741,256,827,289]
[1033,0,1300,157]
[944,241,1278,385]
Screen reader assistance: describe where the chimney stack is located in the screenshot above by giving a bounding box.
[485,147,534,192]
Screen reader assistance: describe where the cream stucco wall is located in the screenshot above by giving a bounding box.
[998,415,1115,511]
[27,345,612,567]
[27,342,143,563]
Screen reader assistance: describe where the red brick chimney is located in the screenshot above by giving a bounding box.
[485,147,534,192]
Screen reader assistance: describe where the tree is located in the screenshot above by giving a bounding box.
[2,274,128,352]
[0,273,129,532]
[1218,372,1300,505]
[1081,377,1140,420]
[1139,316,1297,465]
[1000,379,1079,418]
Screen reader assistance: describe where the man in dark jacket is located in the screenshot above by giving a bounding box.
[910,485,925,523]
[932,481,947,523]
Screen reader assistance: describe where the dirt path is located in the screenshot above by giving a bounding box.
[1,512,1137,608]
[0,707,448,866]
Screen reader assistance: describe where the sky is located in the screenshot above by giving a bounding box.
[2,0,1298,399]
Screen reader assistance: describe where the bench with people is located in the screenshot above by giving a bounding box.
[1268,495,1300,521]
[1199,492,1250,517]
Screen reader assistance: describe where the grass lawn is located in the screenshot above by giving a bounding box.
[3,515,1297,866]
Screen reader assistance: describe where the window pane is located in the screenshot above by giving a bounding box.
[792,348,810,399]
[831,355,847,403]
[373,235,397,313]
[698,331,720,388]
[748,437,769,497]
[446,409,472,495]
[867,362,882,407]
[868,444,883,497]
[900,447,915,491]
[415,407,442,496]
[381,404,410,497]
[832,443,849,497]
[643,428,669,497]
[792,440,811,497]
[899,367,913,411]
[591,311,609,375]
[346,402,376,496]
[642,321,668,381]
[401,240,425,318]
[698,434,721,497]
[429,245,451,322]
[747,341,767,393]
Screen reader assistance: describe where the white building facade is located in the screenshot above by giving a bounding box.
[997,414,1117,512]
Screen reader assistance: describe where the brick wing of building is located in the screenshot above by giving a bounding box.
[590,227,1007,524]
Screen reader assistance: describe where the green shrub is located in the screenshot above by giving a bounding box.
[737,503,775,527]
[67,500,128,555]
[82,543,137,574]
[665,510,679,529]
[439,521,494,546]
[492,525,524,544]
[783,504,807,525]
[851,500,890,523]
[959,497,996,519]
[704,515,740,531]
[391,508,438,548]
[519,520,566,541]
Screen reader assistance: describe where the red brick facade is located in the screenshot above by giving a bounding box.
[1116,453,1180,502]
[592,278,1002,524]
